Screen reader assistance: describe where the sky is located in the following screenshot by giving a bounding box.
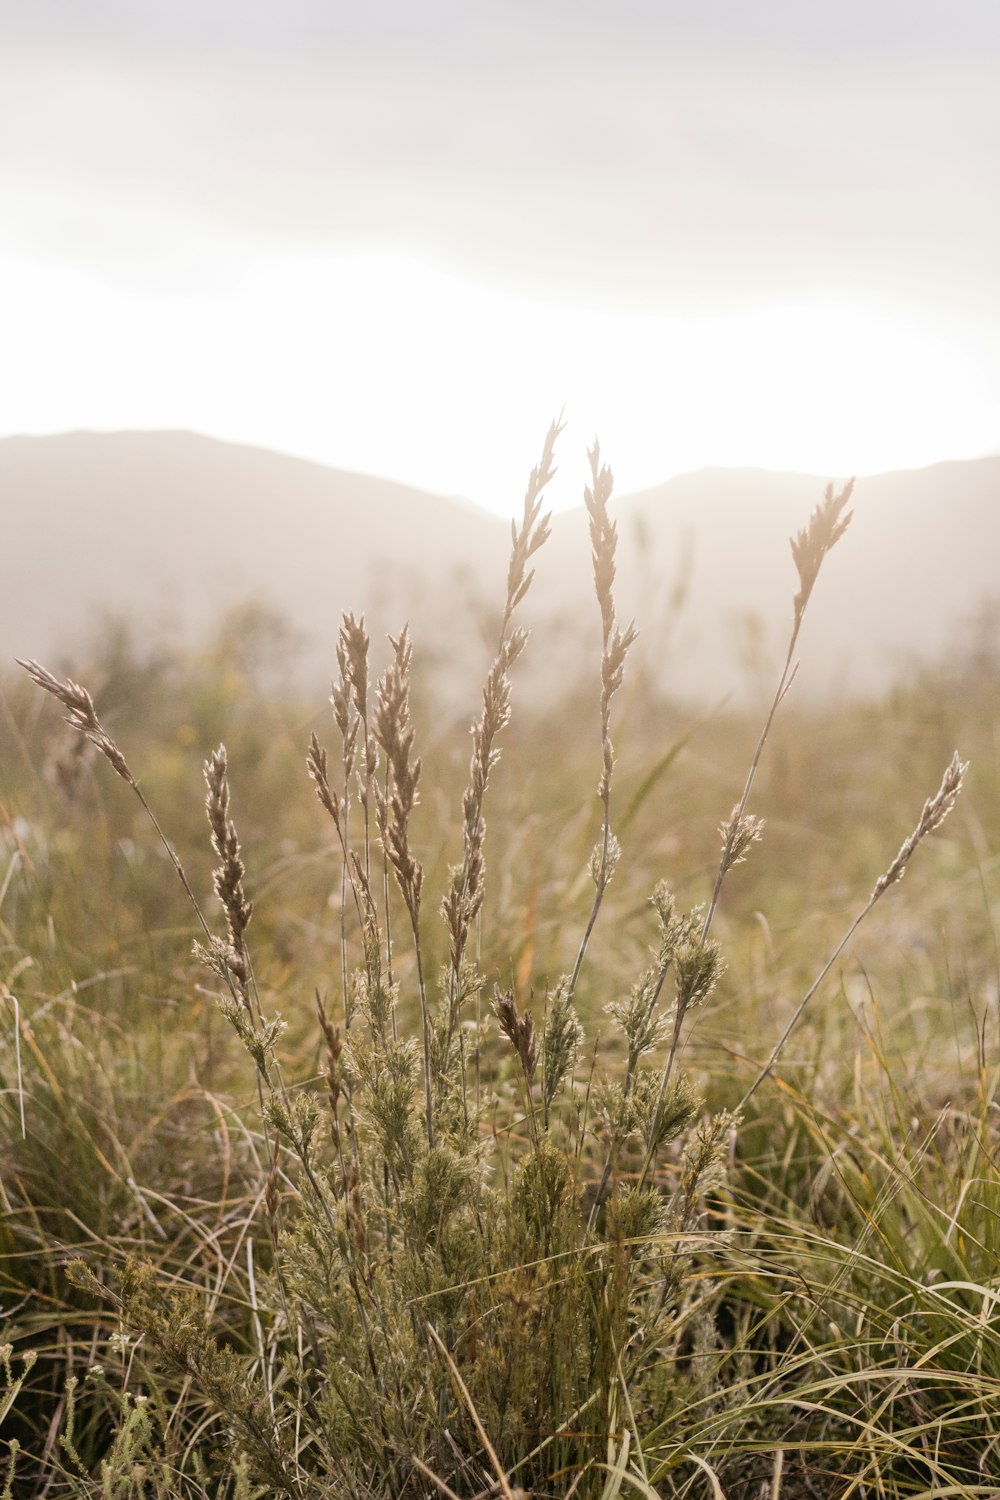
[2,0,999,515]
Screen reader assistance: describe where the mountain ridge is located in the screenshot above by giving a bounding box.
[4,430,997,699]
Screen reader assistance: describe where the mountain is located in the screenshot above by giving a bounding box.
[544,457,1000,698]
[0,430,503,687]
[3,430,998,701]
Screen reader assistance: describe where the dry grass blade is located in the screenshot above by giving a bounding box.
[408,1454,466,1500]
[2,990,26,1139]
[427,1325,518,1500]
[681,1453,728,1500]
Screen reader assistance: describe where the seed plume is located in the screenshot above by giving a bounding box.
[17,658,136,787]
[872,750,968,899]
[791,479,854,629]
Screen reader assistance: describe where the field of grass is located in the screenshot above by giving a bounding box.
[2,437,999,1497]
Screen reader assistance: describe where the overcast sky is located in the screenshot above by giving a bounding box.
[2,0,998,512]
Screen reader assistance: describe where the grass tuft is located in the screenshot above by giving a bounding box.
[3,434,992,1497]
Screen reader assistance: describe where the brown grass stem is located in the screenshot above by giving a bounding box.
[567,442,636,1000]
[427,1325,517,1500]
[701,481,853,944]
[738,750,967,1109]
[442,420,561,1069]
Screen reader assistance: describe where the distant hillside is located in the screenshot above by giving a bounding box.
[0,430,503,686]
[3,430,998,701]
[544,457,1000,698]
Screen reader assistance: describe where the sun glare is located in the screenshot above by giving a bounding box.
[1,249,995,513]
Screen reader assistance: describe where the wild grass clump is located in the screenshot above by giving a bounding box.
[5,424,980,1497]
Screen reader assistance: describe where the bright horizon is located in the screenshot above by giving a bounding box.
[2,2,998,517]
[3,248,998,516]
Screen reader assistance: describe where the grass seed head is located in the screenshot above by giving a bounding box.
[17,658,136,787]
[719,805,766,875]
[373,627,423,920]
[204,744,253,948]
[306,732,342,831]
[790,479,854,628]
[494,987,538,1086]
[872,749,968,899]
[502,416,561,628]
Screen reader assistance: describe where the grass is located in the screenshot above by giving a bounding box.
[1,426,998,1496]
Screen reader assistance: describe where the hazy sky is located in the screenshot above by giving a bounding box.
[2,0,998,512]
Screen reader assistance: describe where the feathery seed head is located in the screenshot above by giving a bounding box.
[442,427,560,991]
[675,934,724,1013]
[373,627,424,920]
[719,805,766,875]
[18,658,136,787]
[585,439,619,641]
[581,441,636,811]
[494,987,538,1085]
[872,750,968,899]
[503,417,561,628]
[541,981,583,1114]
[204,744,253,947]
[791,479,854,627]
[306,732,342,830]
[340,611,371,722]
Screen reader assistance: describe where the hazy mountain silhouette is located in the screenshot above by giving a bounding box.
[1,430,502,687]
[544,458,1000,698]
[3,430,997,701]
